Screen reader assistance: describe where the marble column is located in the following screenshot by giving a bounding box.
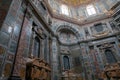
[51,37,59,80]
[78,42,88,80]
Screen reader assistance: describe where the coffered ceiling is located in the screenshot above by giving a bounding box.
[55,0,98,7]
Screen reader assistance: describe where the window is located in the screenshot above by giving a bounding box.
[105,49,117,64]
[86,5,96,16]
[61,5,69,15]
[63,56,70,70]
[94,23,103,32]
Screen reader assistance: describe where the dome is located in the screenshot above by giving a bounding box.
[47,0,114,25]
[55,0,98,7]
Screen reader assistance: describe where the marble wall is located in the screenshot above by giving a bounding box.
[52,15,120,80]
[0,0,52,79]
[0,0,23,78]
[0,0,120,80]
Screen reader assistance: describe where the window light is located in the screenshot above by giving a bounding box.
[61,5,69,15]
[86,5,96,16]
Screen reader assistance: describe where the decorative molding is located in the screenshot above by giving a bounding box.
[92,30,110,38]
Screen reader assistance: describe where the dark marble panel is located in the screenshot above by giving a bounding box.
[9,41,17,53]
[0,0,12,10]
[25,26,32,48]
[9,7,18,17]
[3,62,12,77]
[4,13,15,26]
[19,67,26,79]
[0,45,6,56]
[22,48,29,57]
[9,0,20,16]
[17,10,24,23]
[7,53,14,62]
[14,0,21,8]
[0,58,3,68]
[0,0,12,27]
[0,31,10,46]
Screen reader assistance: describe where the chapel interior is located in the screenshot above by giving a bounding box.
[0,0,120,80]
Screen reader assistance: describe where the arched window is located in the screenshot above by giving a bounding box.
[33,37,40,58]
[105,49,117,64]
[86,5,96,16]
[63,56,70,70]
[61,5,69,15]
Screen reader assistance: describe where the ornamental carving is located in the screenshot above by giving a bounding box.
[91,23,110,38]
[26,58,51,80]
[100,63,120,79]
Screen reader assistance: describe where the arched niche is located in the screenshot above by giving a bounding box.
[56,25,80,44]
[63,56,70,70]
[56,25,80,38]
[58,29,78,44]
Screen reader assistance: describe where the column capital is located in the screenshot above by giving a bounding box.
[52,37,57,41]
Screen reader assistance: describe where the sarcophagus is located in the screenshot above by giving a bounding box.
[26,58,51,80]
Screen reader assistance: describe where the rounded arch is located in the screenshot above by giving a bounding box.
[56,25,80,39]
